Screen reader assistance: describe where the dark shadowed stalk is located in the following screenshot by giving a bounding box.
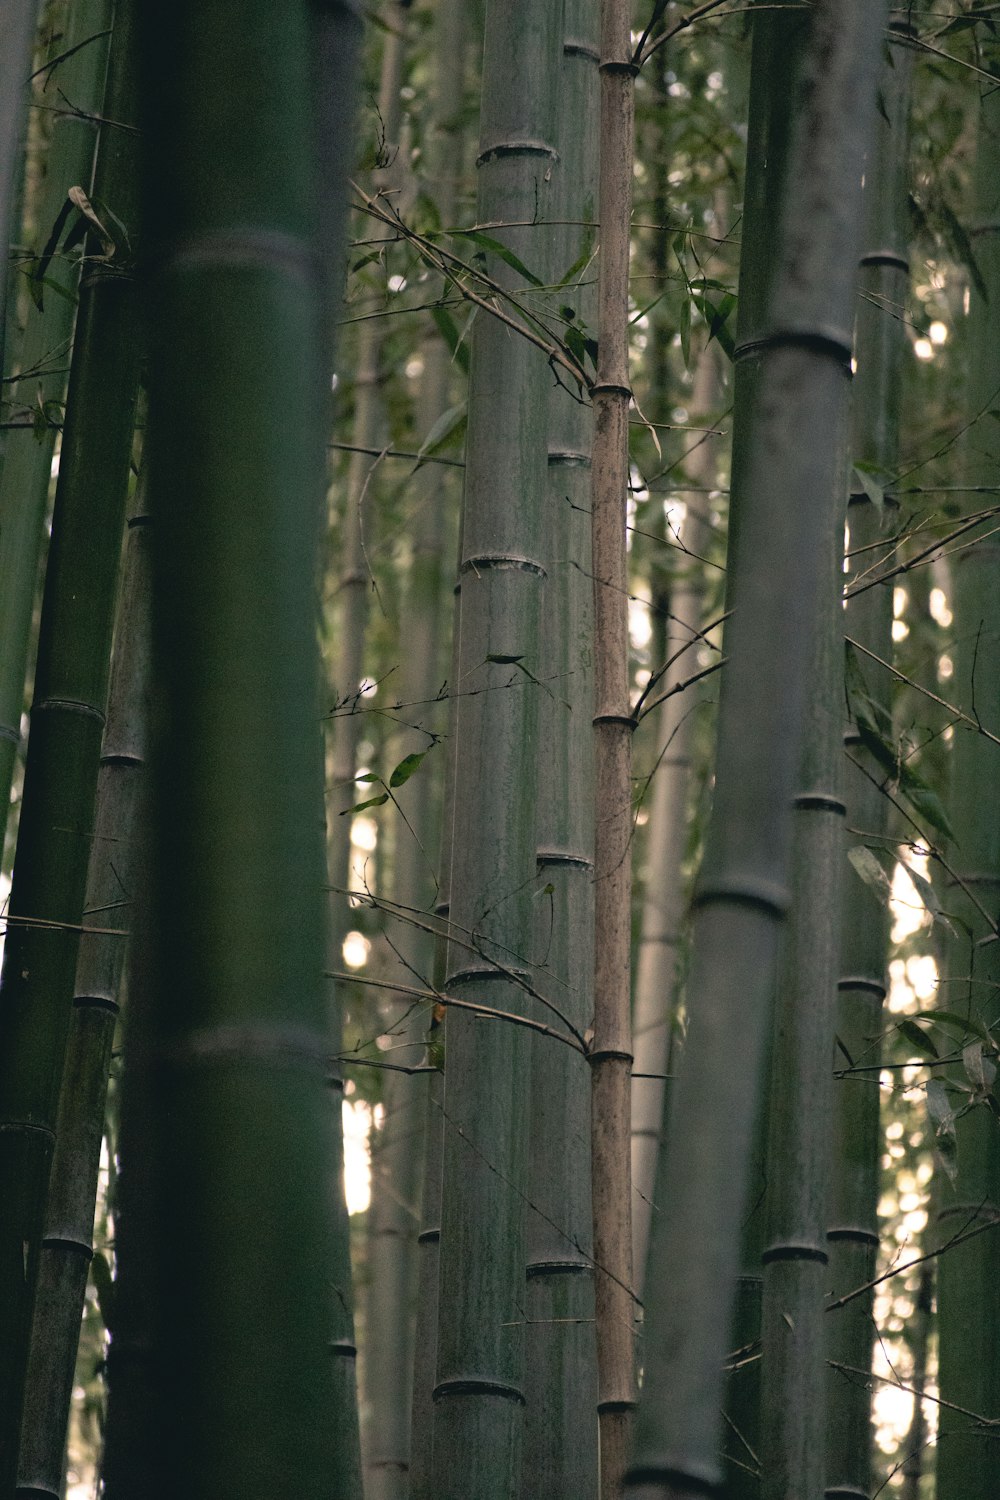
[522,2,599,1495]
[0,0,38,378]
[0,2,140,1485]
[934,51,1000,1500]
[105,0,358,1493]
[589,0,638,1490]
[406,5,466,1496]
[827,18,913,1500]
[17,496,149,1500]
[626,3,887,1495]
[430,0,561,1491]
[0,0,112,853]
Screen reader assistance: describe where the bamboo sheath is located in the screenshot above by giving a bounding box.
[935,53,1000,1500]
[0,3,141,1487]
[826,18,913,1500]
[17,503,149,1499]
[627,3,887,1495]
[0,0,112,856]
[590,2,638,1493]
[430,0,561,1490]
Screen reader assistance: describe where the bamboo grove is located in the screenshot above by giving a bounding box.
[1,1,999,1497]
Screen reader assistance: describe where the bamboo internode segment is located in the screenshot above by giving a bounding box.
[590,1,637,1495]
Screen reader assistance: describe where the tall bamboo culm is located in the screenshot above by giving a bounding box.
[0,0,112,855]
[406,2,467,1493]
[590,0,638,1491]
[0,2,141,1485]
[827,16,914,1500]
[430,0,561,1490]
[626,3,887,1495]
[106,0,359,1492]
[523,1,599,1495]
[630,346,716,1295]
[17,497,150,1499]
[0,0,38,378]
[718,10,808,1490]
[934,48,1000,1500]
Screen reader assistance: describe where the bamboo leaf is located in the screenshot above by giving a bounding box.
[341,792,389,815]
[415,401,466,464]
[847,843,893,898]
[897,1018,939,1060]
[388,748,429,788]
[962,1040,997,1094]
[464,229,544,287]
[430,306,471,372]
[926,1079,959,1182]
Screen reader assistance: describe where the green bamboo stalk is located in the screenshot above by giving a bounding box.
[362,23,460,1493]
[0,0,112,853]
[934,50,1000,1500]
[590,1,638,1491]
[758,426,846,1500]
[0,3,140,1485]
[720,11,810,1492]
[430,0,561,1490]
[105,0,358,1492]
[16,497,149,1499]
[827,19,914,1500]
[626,4,887,1495]
[406,7,467,1496]
[0,0,38,379]
[522,3,599,1495]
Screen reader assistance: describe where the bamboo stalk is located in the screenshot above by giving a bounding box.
[17,497,149,1499]
[934,47,1000,1500]
[590,0,638,1491]
[523,2,600,1494]
[105,0,358,1492]
[430,0,561,1489]
[627,3,887,1494]
[0,0,38,379]
[827,18,914,1500]
[0,0,112,853]
[0,3,140,1483]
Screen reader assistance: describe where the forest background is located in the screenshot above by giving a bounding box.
[0,1,998,1499]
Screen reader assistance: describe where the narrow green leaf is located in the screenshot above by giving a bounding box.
[340,792,390,815]
[388,749,429,788]
[926,1078,959,1182]
[847,843,893,898]
[416,401,467,463]
[430,306,471,373]
[464,229,544,287]
[897,1018,939,1060]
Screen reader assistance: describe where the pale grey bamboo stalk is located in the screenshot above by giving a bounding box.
[430,0,561,1489]
[827,18,914,1499]
[630,347,717,1295]
[589,1,638,1491]
[626,4,887,1494]
[523,2,599,1495]
[17,500,149,1499]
